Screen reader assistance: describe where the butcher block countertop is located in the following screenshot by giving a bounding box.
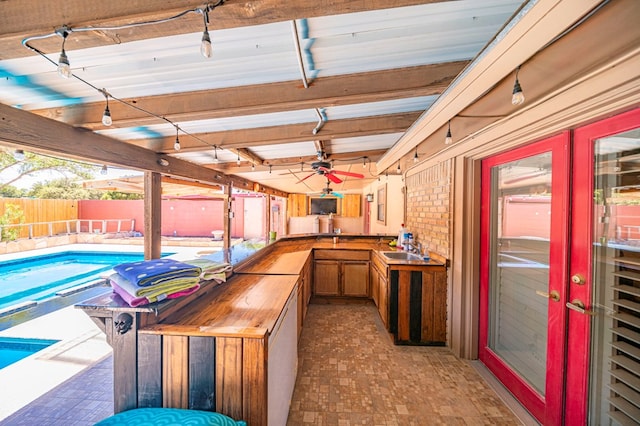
[78,235,446,339]
[140,274,298,339]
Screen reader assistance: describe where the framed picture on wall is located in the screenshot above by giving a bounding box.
[377,184,386,224]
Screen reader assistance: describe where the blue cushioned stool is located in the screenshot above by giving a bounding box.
[94,408,247,425]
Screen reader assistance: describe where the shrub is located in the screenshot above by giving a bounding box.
[0,204,25,241]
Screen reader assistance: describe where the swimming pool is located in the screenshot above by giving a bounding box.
[0,251,158,312]
[0,336,59,370]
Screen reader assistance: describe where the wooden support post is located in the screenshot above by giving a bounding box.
[223,185,232,250]
[265,195,271,241]
[144,171,162,260]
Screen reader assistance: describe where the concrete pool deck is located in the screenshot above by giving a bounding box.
[0,241,235,421]
[0,305,111,421]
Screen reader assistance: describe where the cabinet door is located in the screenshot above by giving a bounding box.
[314,260,340,296]
[303,257,312,319]
[371,265,380,306]
[297,280,304,339]
[378,273,388,327]
[342,261,369,297]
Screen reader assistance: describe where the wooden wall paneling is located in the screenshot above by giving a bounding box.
[108,314,139,413]
[433,270,448,342]
[421,271,436,342]
[216,337,244,421]
[162,335,189,408]
[242,337,268,425]
[137,333,163,408]
[188,336,217,411]
[397,270,411,342]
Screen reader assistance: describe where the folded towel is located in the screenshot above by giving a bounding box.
[184,258,233,282]
[110,273,200,307]
[113,258,201,287]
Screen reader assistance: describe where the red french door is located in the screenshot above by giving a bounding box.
[480,108,640,425]
[479,133,570,425]
[568,108,640,425]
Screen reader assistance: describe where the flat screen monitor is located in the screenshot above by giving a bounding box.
[310,198,337,215]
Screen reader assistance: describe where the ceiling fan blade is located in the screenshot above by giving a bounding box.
[325,173,342,184]
[320,193,327,198]
[333,192,344,198]
[332,170,364,179]
[296,173,316,183]
[317,166,332,173]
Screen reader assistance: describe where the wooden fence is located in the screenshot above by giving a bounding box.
[0,198,78,239]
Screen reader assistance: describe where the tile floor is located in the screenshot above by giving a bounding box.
[1,303,530,425]
[287,303,525,425]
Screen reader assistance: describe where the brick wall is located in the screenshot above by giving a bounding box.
[405,160,452,257]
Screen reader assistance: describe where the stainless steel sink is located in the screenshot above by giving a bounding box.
[381,251,423,261]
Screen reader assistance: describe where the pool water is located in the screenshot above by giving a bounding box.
[0,251,172,312]
[0,337,59,369]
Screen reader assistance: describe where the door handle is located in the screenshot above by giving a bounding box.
[536,290,560,302]
[566,299,596,316]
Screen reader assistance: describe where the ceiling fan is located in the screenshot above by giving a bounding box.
[297,160,364,184]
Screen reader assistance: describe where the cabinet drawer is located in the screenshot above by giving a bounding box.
[314,249,369,261]
[371,252,388,276]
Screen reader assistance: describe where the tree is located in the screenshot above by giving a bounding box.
[27,179,104,200]
[0,203,25,241]
[0,148,98,194]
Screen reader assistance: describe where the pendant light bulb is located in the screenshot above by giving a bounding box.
[102,105,112,126]
[200,8,213,59]
[251,163,255,171]
[13,149,25,161]
[396,161,401,174]
[236,152,241,165]
[58,48,71,79]
[213,146,220,163]
[363,157,367,168]
[413,150,418,163]
[57,31,72,79]
[201,30,212,58]
[445,121,452,145]
[101,165,108,175]
[173,128,181,151]
[511,67,525,106]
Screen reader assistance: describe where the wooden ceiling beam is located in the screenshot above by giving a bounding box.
[0,1,449,59]
[132,112,420,152]
[0,103,288,196]
[28,62,465,128]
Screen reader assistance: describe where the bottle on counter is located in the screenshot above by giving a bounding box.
[398,224,408,249]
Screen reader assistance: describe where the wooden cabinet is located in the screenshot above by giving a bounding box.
[388,266,447,345]
[287,194,308,217]
[341,194,361,217]
[314,260,340,296]
[313,250,370,297]
[371,252,389,327]
[297,255,313,337]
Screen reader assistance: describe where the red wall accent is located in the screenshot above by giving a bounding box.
[78,199,233,237]
[78,195,284,239]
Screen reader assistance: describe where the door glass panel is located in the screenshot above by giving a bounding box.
[590,127,640,425]
[488,152,552,395]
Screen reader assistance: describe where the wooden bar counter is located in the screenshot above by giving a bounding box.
[76,235,447,425]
